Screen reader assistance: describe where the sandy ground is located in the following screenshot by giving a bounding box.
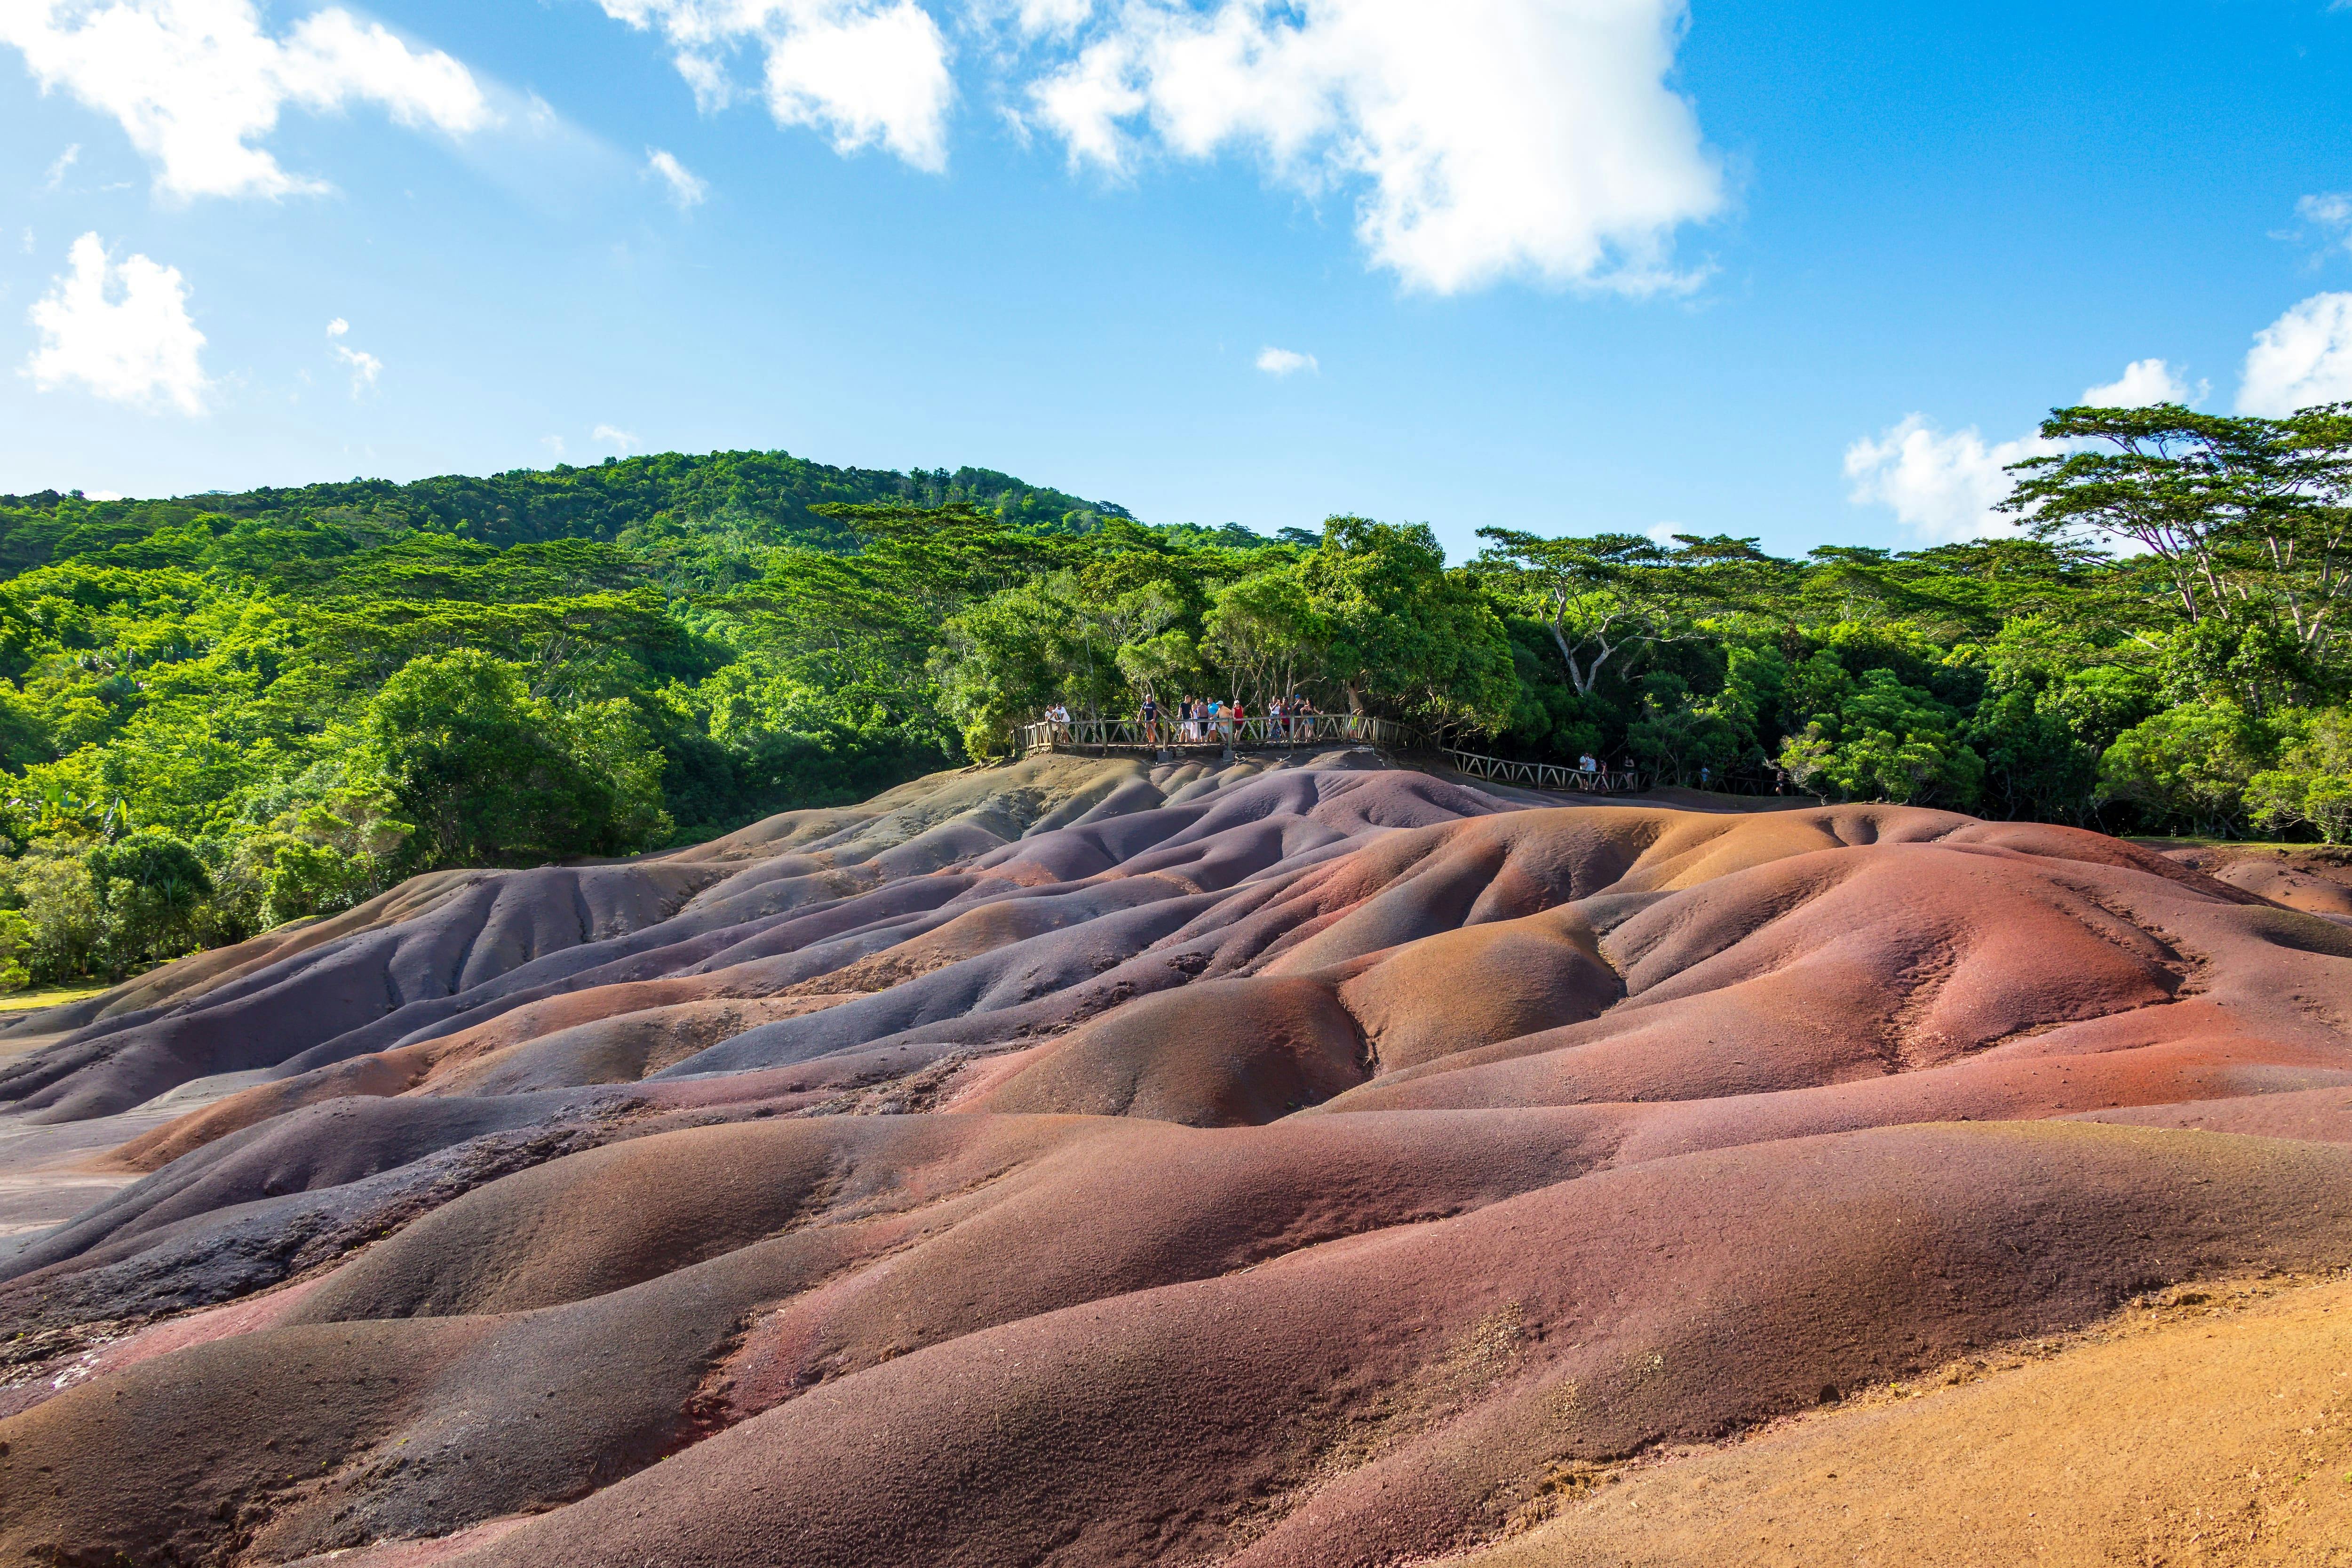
[278,1514,537,1567]
[1444,1273,2352,1568]
[0,1067,271,1262]
[2149,842,2352,920]
[0,1109,160,1261]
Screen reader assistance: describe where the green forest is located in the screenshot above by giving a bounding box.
[0,401,2344,987]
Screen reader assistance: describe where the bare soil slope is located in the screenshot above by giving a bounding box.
[1444,1271,2352,1568]
[0,747,2347,1567]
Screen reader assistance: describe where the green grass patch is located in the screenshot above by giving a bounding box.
[0,982,110,1015]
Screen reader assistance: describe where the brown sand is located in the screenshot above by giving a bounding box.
[1446,1271,2352,1568]
[0,753,2346,1567]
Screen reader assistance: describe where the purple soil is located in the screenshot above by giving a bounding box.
[0,746,2347,1567]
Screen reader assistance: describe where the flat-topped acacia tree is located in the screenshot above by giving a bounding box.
[2003,402,2352,659]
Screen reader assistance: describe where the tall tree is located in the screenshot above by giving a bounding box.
[1472,529,1679,696]
[1202,567,1325,709]
[1302,518,1516,739]
[356,650,668,868]
[2002,404,2352,661]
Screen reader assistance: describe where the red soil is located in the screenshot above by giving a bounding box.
[0,750,2347,1566]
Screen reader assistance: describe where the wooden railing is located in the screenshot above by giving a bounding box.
[1015,713,1417,755]
[1435,749,1645,795]
[1013,714,1647,794]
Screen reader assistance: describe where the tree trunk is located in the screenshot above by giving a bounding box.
[1548,620,1601,696]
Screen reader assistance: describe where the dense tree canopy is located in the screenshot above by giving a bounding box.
[0,454,1158,984]
[0,409,2344,989]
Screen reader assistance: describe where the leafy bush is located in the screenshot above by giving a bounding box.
[2,842,105,984]
[356,650,670,869]
[1777,669,1984,807]
[0,908,32,993]
[2249,708,2352,844]
[87,828,211,976]
[2096,701,2275,836]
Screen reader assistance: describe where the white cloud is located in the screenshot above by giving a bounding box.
[599,0,954,172]
[1254,344,1315,375]
[2238,292,2352,416]
[22,231,207,414]
[0,0,495,200]
[326,316,381,395]
[1843,415,2055,545]
[2297,191,2352,255]
[541,434,567,460]
[40,142,78,191]
[1013,0,1095,35]
[1026,34,1140,165]
[1855,328,2352,546]
[646,146,707,207]
[2081,357,2203,408]
[1026,0,1722,295]
[595,1,1720,294]
[593,423,641,451]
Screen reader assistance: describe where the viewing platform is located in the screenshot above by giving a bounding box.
[1013,715,1649,795]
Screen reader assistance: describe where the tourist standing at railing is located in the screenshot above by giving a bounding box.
[1140,694,1160,747]
[1269,696,1287,745]
[1229,698,1248,750]
[1048,700,1072,746]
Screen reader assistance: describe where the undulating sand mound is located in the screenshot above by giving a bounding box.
[2160,840,2352,919]
[0,745,2347,1567]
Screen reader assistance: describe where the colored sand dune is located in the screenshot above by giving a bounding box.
[2,747,2350,1566]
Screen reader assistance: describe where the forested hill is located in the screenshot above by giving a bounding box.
[0,452,1136,578]
[0,451,1297,990]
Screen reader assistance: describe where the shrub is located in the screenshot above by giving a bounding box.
[2096,701,2274,836]
[87,828,211,976]
[1777,669,1983,807]
[3,841,105,983]
[2249,708,2352,844]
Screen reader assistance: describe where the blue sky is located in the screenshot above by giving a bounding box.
[4,0,2352,562]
